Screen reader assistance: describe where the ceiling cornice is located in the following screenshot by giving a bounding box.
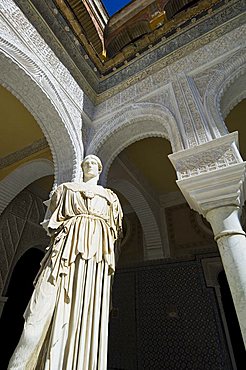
[13,0,245,102]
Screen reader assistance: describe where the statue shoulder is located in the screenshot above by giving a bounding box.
[105,188,118,200]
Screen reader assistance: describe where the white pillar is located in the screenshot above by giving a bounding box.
[206,206,246,346]
[169,132,246,348]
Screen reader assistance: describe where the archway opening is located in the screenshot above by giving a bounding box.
[225,98,246,160]
[107,136,177,265]
[0,248,44,368]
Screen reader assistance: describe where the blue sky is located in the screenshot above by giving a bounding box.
[102,0,132,16]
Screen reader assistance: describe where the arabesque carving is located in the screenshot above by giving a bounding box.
[0,0,84,184]
[204,47,246,137]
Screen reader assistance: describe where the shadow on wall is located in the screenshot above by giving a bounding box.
[0,248,44,369]
[218,270,246,370]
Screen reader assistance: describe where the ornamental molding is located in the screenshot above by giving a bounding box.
[0,57,76,185]
[88,102,183,182]
[95,18,245,116]
[204,47,246,137]
[169,133,246,216]
[0,159,54,216]
[90,102,182,152]
[0,0,83,108]
[0,1,84,184]
[175,162,246,217]
[0,138,48,169]
[169,132,242,180]
[109,178,163,261]
[96,10,245,103]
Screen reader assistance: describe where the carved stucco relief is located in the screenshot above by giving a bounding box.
[93,23,245,155]
[0,0,84,184]
[194,47,246,138]
[169,132,242,180]
[88,102,183,182]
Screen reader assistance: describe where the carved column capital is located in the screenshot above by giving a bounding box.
[169,132,246,216]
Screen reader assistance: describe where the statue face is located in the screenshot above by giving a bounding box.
[83,156,100,179]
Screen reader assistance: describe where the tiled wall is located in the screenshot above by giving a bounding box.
[108,259,232,370]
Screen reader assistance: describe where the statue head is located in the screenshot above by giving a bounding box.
[81,155,103,182]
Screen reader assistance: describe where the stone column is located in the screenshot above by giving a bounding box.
[169,132,246,347]
[206,206,246,346]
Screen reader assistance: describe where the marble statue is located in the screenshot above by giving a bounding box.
[8,155,123,370]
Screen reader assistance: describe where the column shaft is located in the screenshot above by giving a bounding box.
[206,206,246,347]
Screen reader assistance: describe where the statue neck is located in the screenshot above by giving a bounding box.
[83,176,99,187]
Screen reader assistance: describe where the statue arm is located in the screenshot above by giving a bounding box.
[41,184,64,235]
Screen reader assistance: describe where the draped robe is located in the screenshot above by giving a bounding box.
[8,182,123,370]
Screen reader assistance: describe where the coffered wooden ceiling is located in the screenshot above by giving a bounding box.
[53,0,222,74]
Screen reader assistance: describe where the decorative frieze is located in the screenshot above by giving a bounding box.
[169,132,241,180]
[203,47,246,137]
[168,132,246,217]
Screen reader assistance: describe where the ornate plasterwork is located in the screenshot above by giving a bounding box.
[1,0,83,107]
[0,138,48,169]
[169,133,246,216]
[176,162,246,216]
[88,102,183,182]
[169,132,242,180]
[12,0,245,101]
[0,159,54,216]
[97,8,245,101]
[92,24,246,149]
[203,47,246,137]
[98,23,245,114]
[109,179,163,261]
[0,0,84,184]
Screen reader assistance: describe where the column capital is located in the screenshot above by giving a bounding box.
[169,133,246,216]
